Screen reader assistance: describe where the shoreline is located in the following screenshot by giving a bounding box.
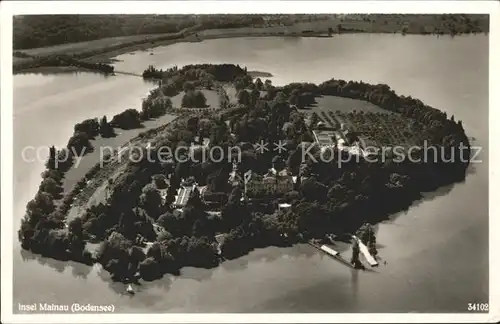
[13,23,488,74]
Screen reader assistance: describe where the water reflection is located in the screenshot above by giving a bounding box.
[20,249,67,273]
[96,265,129,295]
[220,256,250,272]
[149,274,174,292]
[180,266,216,283]
[70,261,93,280]
[350,268,359,303]
[17,70,113,78]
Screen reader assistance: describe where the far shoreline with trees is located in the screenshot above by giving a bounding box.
[13,14,489,74]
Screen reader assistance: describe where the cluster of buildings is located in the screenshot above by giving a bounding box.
[312,121,379,158]
[228,160,297,199]
[171,160,299,211]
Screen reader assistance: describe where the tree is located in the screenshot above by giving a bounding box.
[74,118,99,138]
[237,89,251,106]
[110,109,142,130]
[186,187,204,209]
[140,184,163,219]
[67,131,93,156]
[152,174,168,189]
[157,230,173,242]
[206,168,229,193]
[129,245,146,264]
[46,145,57,170]
[250,88,260,107]
[99,115,115,138]
[54,148,74,172]
[147,242,163,261]
[39,177,62,198]
[182,90,207,108]
[68,217,83,238]
[183,81,195,93]
[255,78,263,91]
[27,191,56,215]
[227,186,243,206]
[300,177,327,202]
[157,211,174,229]
[138,257,162,281]
[41,169,62,183]
[264,79,273,90]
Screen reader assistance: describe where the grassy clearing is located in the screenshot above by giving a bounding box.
[63,114,176,222]
[303,95,423,149]
[341,112,424,148]
[310,95,389,115]
[17,34,166,58]
[202,89,220,109]
[223,84,239,105]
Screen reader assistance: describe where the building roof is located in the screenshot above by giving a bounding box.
[174,186,193,207]
[312,129,337,147]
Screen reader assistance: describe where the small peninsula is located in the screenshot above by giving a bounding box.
[18,63,471,285]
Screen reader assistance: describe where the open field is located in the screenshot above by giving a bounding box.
[63,114,176,221]
[170,89,220,109]
[312,108,424,150]
[305,95,424,150]
[15,34,169,58]
[223,84,239,105]
[341,111,425,149]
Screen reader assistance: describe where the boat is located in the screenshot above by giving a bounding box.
[126,284,135,295]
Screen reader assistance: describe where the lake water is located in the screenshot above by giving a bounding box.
[12,34,489,313]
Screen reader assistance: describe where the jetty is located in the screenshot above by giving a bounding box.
[352,235,378,267]
[308,241,354,269]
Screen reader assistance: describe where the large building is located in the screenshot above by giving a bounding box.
[244,168,295,198]
[312,129,337,147]
[173,182,209,209]
[173,185,194,209]
[313,128,373,157]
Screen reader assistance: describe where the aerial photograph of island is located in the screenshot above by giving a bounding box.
[5,7,491,317]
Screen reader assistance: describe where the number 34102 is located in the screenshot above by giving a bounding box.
[468,303,489,312]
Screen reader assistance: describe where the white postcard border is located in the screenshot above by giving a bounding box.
[1,1,498,323]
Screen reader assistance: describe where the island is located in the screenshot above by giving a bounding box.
[18,63,471,284]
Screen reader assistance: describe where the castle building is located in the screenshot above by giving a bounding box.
[244,167,295,198]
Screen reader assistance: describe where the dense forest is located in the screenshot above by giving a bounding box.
[18,63,471,283]
[13,15,267,49]
[335,14,489,35]
[14,14,488,50]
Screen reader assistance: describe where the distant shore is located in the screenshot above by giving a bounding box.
[13,28,329,73]
[13,15,488,74]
